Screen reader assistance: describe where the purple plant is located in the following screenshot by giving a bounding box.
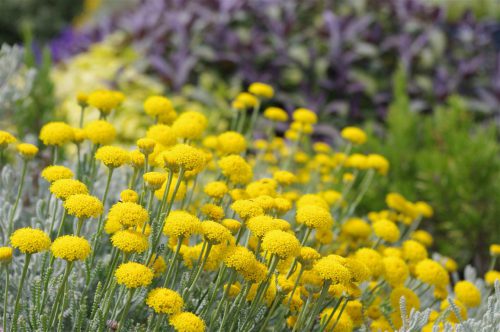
[49,0,500,124]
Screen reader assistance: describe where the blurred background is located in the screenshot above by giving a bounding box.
[1,0,499,272]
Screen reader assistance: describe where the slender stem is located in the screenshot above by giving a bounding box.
[76,218,84,236]
[185,243,212,298]
[55,210,68,239]
[162,238,183,287]
[116,289,135,332]
[3,264,10,332]
[7,160,28,237]
[246,101,261,141]
[48,262,73,328]
[12,254,31,330]
[48,199,59,237]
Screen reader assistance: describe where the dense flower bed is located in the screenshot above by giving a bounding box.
[0,83,499,331]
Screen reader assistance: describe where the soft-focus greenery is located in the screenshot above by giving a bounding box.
[425,0,500,20]
[365,67,500,271]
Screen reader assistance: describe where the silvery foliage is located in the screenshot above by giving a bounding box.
[0,44,36,112]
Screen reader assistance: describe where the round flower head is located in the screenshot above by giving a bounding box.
[137,137,157,155]
[390,287,420,312]
[246,215,279,239]
[217,131,247,154]
[72,127,87,144]
[146,124,177,147]
[172,111,207,140]
[0,247,13,263]
[274,197,292,214]
[292,108,317,125]
[16,143,38,159]
[264,107,288,122]
[415,201,433,218]
[223,246,257,273]
[355,248,384,278]
[169,312,206,332]
[0,130,16,148]
[341,127,367,145]
[485,270,500,286]
[144,96,174,117]
[50,179,88,200]
[234,92,258,109]
[120,189,139,203]
[87,89,124,115]
[296,194,329,210]
[64,194,103,219]
[163,211,201,239]
[454,280,481,308]
[411,230,433,247]
[51,235,91,261]
[201,204,224,221]
[143,172,167,190]
[273,170,297,186]
[248,82,274,98]
[163,144,205,171]
[76,92,88,106]
[146,287,184,314]
[231,200,264,220]
[95,145,130,168]
[148,255,167,276]
[39,122,74,146]
[41,165,74,183]
[314,255,352,284]
[372,219,400,243]
[115,262,154,288]
[221,219,241,234]
[367,154,389,175]
[203,181,228,199]
[154,175,187,202]
[107,202,149,228]
[261,230,300,259]
[415,259,449,287]
[402,240,428,263]
[341,218,372,240]
[490,244,500,257]
[218,155,253,184]
[111,230,149,254]
[84,120,116,145]
[129,150,145,169]
[11,228,51,254]
[296,205,333,229]
[383,257,409,287]
[201,221,232,244]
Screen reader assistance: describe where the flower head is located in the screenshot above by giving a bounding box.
[147,124,177,147]
[84,120,116,145]
[415,259,449,287]
[201,221,232,244]
[41,165,74,183]
[264,107,288,122]
[95,145,130,168]
[16,143,38,159]
[146,287,184,314]
[261,230,300,259]
[218,155,253,184]
[372,219,400,243]
[111,230,149,254]
[51,235,91,261]
[248,82,274,98]
[169,312,206,332]
[296,205,333,229]
[39,122,74,146]
[314,255,352,284]
[454,280,481,308]
[144,96,174,117]
[163,211,201,239]
[87,89,124,115]
[203,181,228,199]
[172,111,207,140]
[217,131,247,154]
[120,189,139,203]
[107,202,149,228]
[0,247,13,263]
[115,262,154,288]
[50,179,88,200]
[341,127,367,145]
[11,228,51,254]
[64,194,103,219]
[0,130,16,148]
[292,108,317,125]
[143,172,167,190]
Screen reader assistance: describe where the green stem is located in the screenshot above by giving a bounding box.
[3,264,10,332]
[12,254,31,331]
[116,289,135,332]
[185,243,212,297]
[48,262,73,328]
[246,101,261,141]
[55,209,68,239]
[48,199,59,237]
[7,159,28,238]
[162,238,183,287]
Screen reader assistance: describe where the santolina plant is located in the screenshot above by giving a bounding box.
[0,84,499,331]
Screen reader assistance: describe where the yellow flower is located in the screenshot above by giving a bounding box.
[143,172,167,190]
[415,259,449,287]
[64,194,103,219]
[261,230,301,259]
[367,154,389,175]
[341,127,367,145]
[115,262,154,288]
[72,127,87,144]
[292,108,317,125]
[163,211,201,239]
[485,270,500,286]
[246,215,279,238]
[230,199,264,220]
[146,124,177,147]
[51,235,91,261]
[120,189,139,203]
[148,255,167,277]
[296,194,329,210]
[415,201,433,217]
[154,175,186,202]
[172,111,207,140]
[372,219,400,243]
[200,221,232,244]
[341,218,372,240]
[454,280,481,308]
[107,202,149,228]
[200,204,224,221]
[440,299,467,323]
[402,240,428,264]
[221,219,241,234]
[87,89,124,115]
[411,230,433,247]
[0,130,16,148]
[234,92,258,109]
[16,143,38,159]
[218,155,253,184]
[144,96,174,117]
[95,145,130,168]
[76,92,88,106]
[129,150,145,168]
[273,170,297,186]
[217,131,247,154]
[296,205,333,229]
[137,137,157,155]
[383,256,409,287]
[248,82,274,98]
[169,312,206,332]
[39,122,75,146]
[390,287,420,312]
[50,179,88,200]
[84,120,116,145]
[263,107,288,122]
[354,248,384,278]
[111,230,149,254]
[223,246,256,272]
[203,181,228,199]
[490,244,500,257]
[11,228,51,254]
[314,255,352,284]
[162,144,205,171]
[41,165,74,182]
[0,247,13,263]
[320,307,353,332]
[146,287,184,315]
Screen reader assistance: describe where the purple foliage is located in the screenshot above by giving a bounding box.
[49,0,500,122]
